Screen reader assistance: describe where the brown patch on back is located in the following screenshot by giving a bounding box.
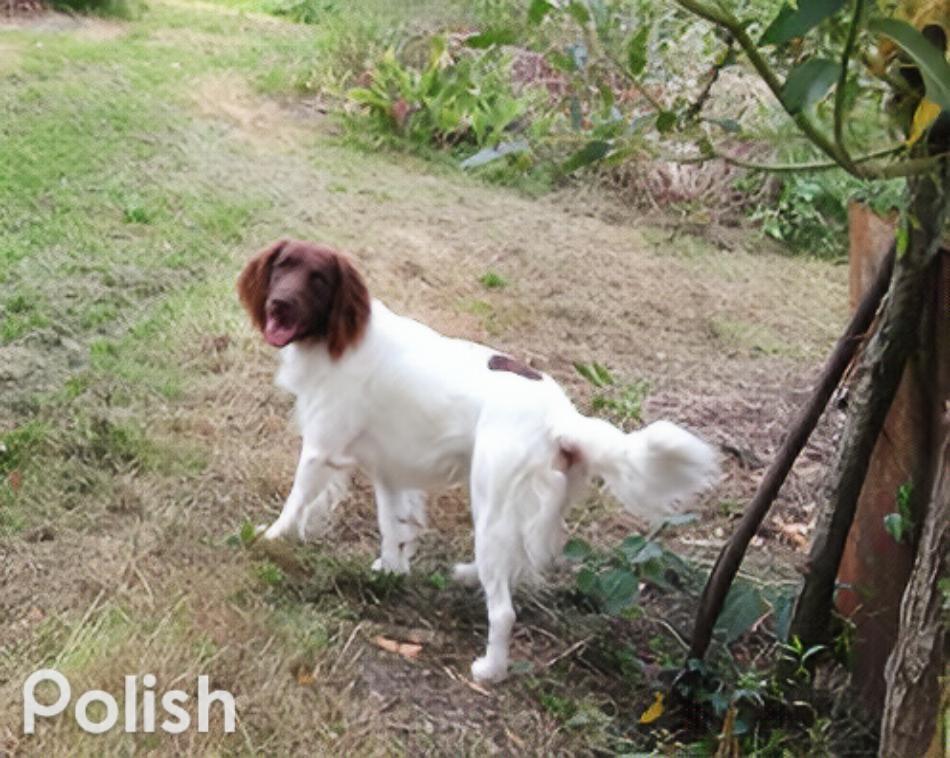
[488,354,542,381]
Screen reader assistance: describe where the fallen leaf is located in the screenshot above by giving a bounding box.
[7,470,21,493]
[639,691,665,724]
[296,670,316,686]
[372,635,422,659]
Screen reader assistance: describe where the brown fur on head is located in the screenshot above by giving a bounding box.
[236,239,371,359]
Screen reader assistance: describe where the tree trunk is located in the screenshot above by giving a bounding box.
[788,163,950,656]
[833,203,927,718]
[878,249,950,757]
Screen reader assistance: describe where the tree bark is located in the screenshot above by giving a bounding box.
[878,249,950,757]
[789,163,949,651]
[834,204,928,718]
[879,431,948,757]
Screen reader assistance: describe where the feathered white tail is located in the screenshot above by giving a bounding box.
[556,415,720,520]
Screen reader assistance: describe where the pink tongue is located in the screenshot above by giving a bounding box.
[264,317,296,347]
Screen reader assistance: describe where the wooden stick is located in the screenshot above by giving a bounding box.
[686,244,896,661]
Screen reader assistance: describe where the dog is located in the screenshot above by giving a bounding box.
[238,238,719,683]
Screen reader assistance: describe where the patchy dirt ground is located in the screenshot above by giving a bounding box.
[0,5,849,755]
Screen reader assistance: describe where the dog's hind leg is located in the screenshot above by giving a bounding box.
[372,485,427,575]
[470,523,517,684]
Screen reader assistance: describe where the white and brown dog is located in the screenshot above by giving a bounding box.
[238,238,719,683]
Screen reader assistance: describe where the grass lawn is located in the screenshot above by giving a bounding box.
[0,2,849,753]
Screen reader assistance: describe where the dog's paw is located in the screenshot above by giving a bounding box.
[451,562,480,587]
[371,557,409,575]
[261,522,291,541]
[471,656,508,684]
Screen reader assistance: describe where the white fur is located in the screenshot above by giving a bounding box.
[260,300,719,683]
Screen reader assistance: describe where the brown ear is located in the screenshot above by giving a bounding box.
[237,239,286,333]
[326,253,370,359]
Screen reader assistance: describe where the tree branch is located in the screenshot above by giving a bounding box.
[834,0,866,169]
[603,51,667,113]
[686,245,896,662]
[672,145,948,179]
[674,0,858,176]
[676,144,902,173]
[684,39,734,123]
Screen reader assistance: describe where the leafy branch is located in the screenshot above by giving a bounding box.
[673,0,946,181]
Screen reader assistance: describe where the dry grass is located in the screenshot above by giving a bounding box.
[0,3,850,754]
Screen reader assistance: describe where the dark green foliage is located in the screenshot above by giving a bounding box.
[565,532,690,616]
[746,170,903,258]
[781,59,840,114]
[759,0,846,47]
[49,0,143,19]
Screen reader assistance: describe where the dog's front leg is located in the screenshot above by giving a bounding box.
[261,446,343,541]
[372,485,427,574]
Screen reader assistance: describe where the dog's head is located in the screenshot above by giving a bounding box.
[237,238,370,358]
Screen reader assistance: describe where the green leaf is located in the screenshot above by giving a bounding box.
[619,534,646,560]
[759,0,846,46]
[569,96,583,128]
[549,50,576,73]
[781,58,840,114]
[428,571,447,590]
[460,140,530,169]
[714,581,767,644]
[239,519,256,547]
[574,361,601,386]
[573,360,613,387]
[869,18,950,110]
[764,585,797,642]
[577,566,597,595]
[883,512,907,543]
[656,110,676,133]
[697,136,715,158]
[628,541,664,565]
[562,140,610,173]
[600,569,639,615]
[348,87,390,109]
[627,26,649,77]
[564,537,593,561]
[479,271,508,289]
[591,362,613,385]
[706,117,741,134]
[567,1,590,25]
[528,0,554,25]
[465,28,517,48]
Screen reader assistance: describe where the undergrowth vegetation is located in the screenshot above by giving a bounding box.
[237,0,905,258]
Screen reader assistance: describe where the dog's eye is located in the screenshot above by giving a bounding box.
[310,270,327,284]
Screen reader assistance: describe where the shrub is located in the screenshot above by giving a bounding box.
[348,36,535,156]
[748,171,903,258]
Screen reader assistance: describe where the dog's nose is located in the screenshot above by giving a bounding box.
[267,298,294,317]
